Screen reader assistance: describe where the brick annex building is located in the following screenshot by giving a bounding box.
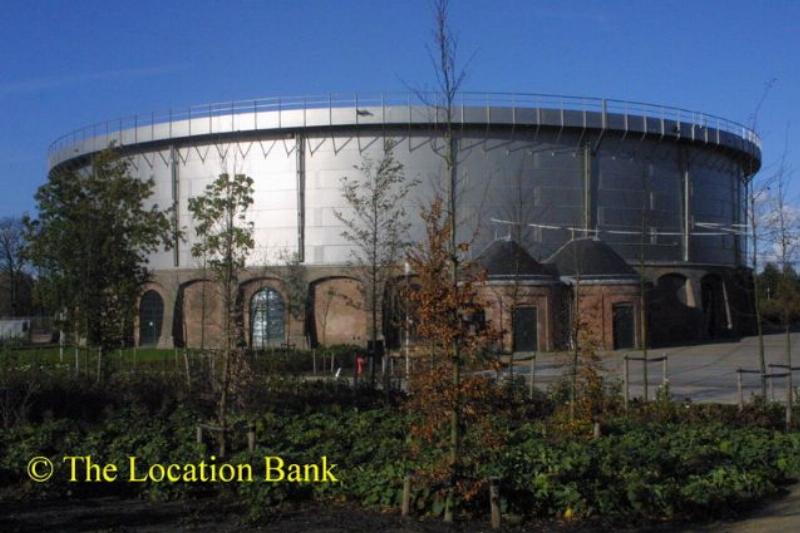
[47,93,761,353]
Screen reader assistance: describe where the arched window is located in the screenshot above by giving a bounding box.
[251,287,285,349]
[139,290,164,346]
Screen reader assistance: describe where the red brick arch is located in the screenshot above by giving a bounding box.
[310,276,366,347]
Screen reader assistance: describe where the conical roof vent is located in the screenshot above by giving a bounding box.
[545,237,639,282]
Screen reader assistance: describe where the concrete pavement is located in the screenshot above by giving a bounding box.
[506,332,799,404]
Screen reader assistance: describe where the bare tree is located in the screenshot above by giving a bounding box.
[317,286,336,347]
[766,129,796,430]
[748,168,773,396]
[746,79,777,397]
[196,247,212,351]
[487,164,555,392]
[334,139,416,388]
[416,0,470,521]
[0,217,27,317]
[188,171,255,455]
[567,238,589,420]
[277,248,308,348]
[498,170,539,335]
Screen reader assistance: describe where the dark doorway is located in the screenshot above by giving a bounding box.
[512,307,538,352]
[701,274,729,338]
[701,278,718,337]
[612,303,635,350]
[139,290,164,346]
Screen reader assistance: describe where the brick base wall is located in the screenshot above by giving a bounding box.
[136,264,754,352]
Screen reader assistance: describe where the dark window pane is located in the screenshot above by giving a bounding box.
[612,304,635,350]
[512,307,538,352]
[251,288,285,349]
[139,290,164,346]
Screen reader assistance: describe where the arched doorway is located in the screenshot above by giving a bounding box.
[657,273,689,306]
[139,290,164,346]
[310,277,366,347]
[251,287,285,349]
[650,273,697,344]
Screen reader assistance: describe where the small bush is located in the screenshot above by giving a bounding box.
[2,370,800,526]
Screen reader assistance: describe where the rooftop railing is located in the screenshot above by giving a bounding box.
[47,91,761,159]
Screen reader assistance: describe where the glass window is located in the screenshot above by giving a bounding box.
[139,290,164,346]
[251,288,285,349]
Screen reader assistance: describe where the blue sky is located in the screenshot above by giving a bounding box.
[1,0,798,218]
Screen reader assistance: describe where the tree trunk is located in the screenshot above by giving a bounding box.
[444,133,460,524]
[371,281,378,388]
[444,357,460,523]
[95,346,103,384]
[218,346,230,456]
[570,283,579,421]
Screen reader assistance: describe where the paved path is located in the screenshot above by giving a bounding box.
[3,488,799,532]
[504,332,799,404]
[680,482,800,532]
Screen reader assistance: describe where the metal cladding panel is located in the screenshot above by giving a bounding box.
[458,131,585,261]
[304,132,443,265]
[690,149,741,265]
[53,104,752,271]
[134,152,176,271]
[595,138,684,263]
[302,129,591,265]
[130,137,299,270]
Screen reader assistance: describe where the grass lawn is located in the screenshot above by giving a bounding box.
[0,345,191,374]
[0,345,355,377]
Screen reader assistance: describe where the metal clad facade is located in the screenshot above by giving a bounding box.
[48,100,759,271]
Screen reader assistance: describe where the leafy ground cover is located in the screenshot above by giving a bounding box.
[1,372,799,528]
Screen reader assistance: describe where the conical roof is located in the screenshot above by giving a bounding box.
[476,239,554,281]
[545,237,639,281]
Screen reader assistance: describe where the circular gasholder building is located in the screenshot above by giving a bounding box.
[48,93,761,352]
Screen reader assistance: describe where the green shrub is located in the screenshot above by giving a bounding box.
[2,371,800,526]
